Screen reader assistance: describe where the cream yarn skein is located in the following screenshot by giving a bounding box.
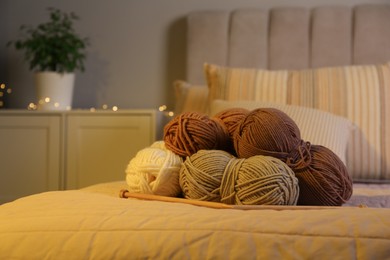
[125,141,183,197]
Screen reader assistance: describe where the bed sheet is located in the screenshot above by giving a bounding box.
[344,183,390,208]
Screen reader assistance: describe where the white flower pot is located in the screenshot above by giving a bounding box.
[34,72,75,110]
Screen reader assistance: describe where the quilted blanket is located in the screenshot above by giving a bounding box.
[0,185,389,259]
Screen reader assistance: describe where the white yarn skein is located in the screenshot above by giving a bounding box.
[125,141,183,197]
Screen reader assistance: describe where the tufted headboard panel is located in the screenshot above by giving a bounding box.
[186,4,390,84]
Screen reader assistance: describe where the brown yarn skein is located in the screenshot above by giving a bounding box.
[234,108,353,206]
[297,145,352,206]
[212,108,250,155]
[164,112,229,157]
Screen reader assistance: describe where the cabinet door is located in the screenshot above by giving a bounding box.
[0,115,61,204]
[66,112,155,189]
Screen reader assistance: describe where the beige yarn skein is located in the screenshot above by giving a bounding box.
[220,155,299,206]
[180,150,299,205]
[125,141,183,197]
[180,150,234,202]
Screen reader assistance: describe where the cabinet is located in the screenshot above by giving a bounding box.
[0,113,61,204]
[0,109,156,203]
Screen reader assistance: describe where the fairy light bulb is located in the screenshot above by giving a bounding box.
[28,103,37,110]
[159,105,167,112]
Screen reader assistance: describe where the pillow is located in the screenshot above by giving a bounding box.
[204,63,390,181]
[210,99,352,165]
[173,80,209,115]
[204,63,290,105]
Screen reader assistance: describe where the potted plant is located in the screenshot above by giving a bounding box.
[7,7,89,110]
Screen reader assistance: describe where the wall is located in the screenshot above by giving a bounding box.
[3,0,389,111]
[0,1,6,93]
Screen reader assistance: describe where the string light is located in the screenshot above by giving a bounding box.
[20,99,174,115]
[89,104,120,112]
[159,105,167,112]
[0,83,12,109]
[27,103,37,110]
[158,104,174,118]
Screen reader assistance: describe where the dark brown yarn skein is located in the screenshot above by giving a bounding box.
[212,107,250,155]
[164,112,229,157]
[296,145,352,205]
[234,108,353,206]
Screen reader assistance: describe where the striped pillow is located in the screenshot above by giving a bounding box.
[204,63,390,181]
[210,100,352,165]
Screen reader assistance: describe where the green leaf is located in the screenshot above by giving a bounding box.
[7,7,89,73]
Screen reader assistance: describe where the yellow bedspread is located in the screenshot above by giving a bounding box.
[0,185,389,259]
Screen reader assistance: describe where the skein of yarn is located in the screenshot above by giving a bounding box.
[234,108,353,206]
[164,112,229,157]
[212,107,250,155]
[297,145,353,206]
[234,108,302,159]
[220,155,299,206]
[213,108,250,137]
[180,149,299,205]
[180,149,234,201]
[125,141,183,197]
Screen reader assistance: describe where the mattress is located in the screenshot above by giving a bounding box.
[0,181,389,259]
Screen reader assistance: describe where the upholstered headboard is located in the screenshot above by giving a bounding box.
[186,4,390,84]
[176,3,390,182]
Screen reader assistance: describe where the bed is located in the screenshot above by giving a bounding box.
[1,4,390,259]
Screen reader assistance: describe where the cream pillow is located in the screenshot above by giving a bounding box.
[204,63,390,181]
[210,100,352,165]
[174,80,209,115]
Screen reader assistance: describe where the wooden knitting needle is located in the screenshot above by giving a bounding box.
[119,190,359,210]
[120,189,232,209]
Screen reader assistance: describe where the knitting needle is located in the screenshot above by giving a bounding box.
[119,189,359,210]
[120,189,232,209]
